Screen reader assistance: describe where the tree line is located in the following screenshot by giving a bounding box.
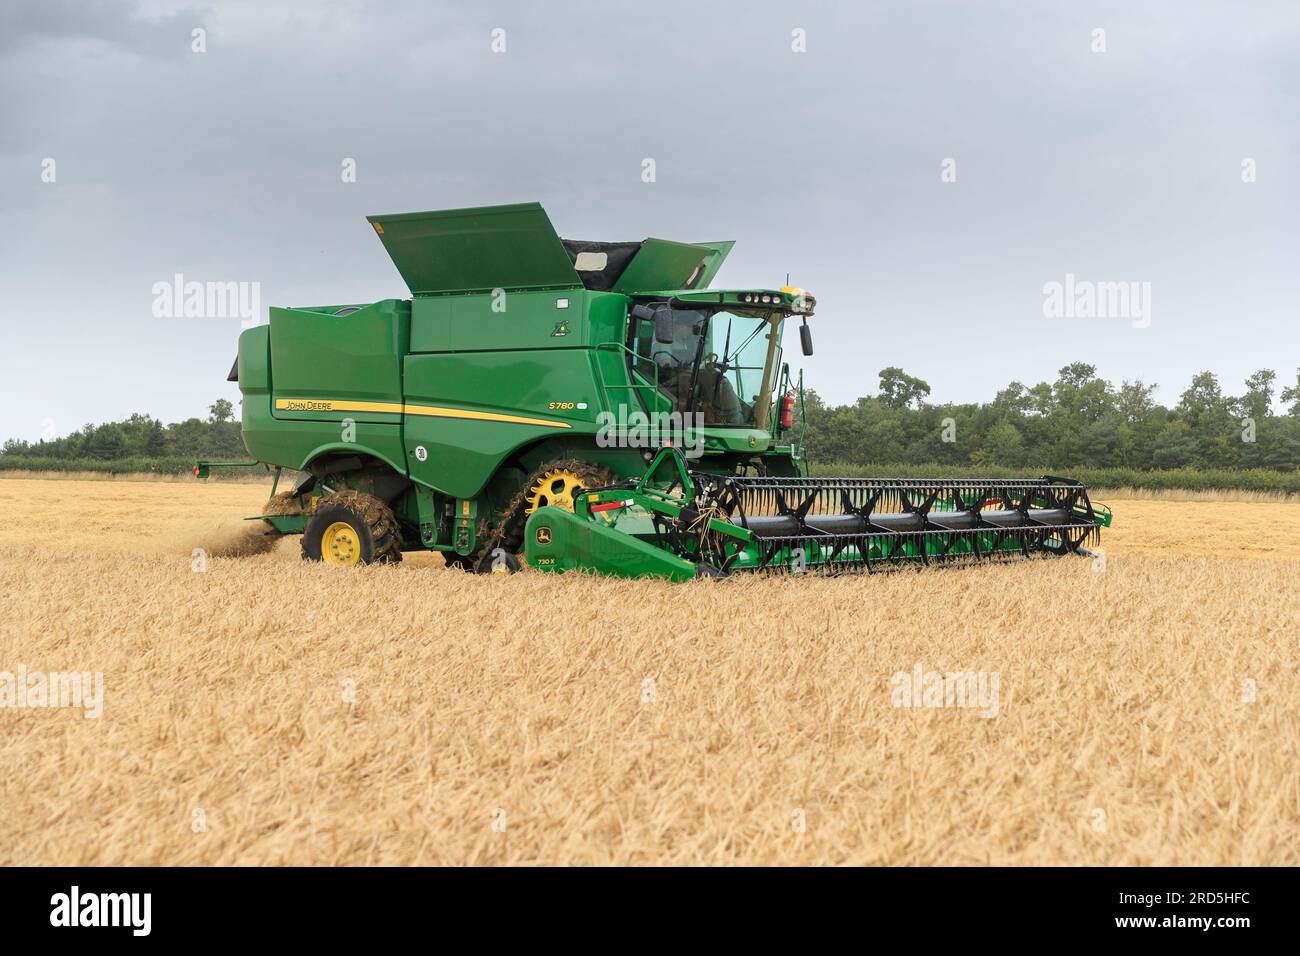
[3,365,1300,480]
[0,399,246,469]
[800,364,1300,472]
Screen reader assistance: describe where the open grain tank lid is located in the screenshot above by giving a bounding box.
[367,202,733,296]
[367,202,580,295]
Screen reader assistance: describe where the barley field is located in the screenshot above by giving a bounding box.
[1,477,1297,866]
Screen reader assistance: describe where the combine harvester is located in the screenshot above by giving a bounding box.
[200,203,1110,579]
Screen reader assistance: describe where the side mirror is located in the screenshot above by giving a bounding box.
[654,308,675,345]
[800,321,814,356]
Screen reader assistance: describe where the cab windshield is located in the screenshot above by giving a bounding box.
[629,306,781,427]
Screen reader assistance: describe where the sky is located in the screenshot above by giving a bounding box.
[1,0,1297,442]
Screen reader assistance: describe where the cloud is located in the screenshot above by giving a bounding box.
[1,0,1297,443]
[0,0,207,58]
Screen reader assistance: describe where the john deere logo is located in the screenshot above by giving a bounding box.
[748,435,757,448]
[535,527,552,545]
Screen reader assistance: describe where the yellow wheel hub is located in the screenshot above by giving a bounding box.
[524,469,589,514]
[321,520,362,566]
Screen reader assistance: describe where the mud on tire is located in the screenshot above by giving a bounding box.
[470,459,616,573]
[301,490,403,565]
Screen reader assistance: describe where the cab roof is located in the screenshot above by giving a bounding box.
[633,287,817,315]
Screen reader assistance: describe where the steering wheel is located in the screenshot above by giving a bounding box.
[655,351,686,370]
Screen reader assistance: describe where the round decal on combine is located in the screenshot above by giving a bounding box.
[414,445,428,462]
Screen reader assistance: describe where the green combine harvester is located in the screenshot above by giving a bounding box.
[200,202,1110,579]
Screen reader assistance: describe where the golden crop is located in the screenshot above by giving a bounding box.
[1,477,1296,865]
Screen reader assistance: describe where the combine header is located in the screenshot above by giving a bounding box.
[524,449,1108,579]
[204,202,1110,578]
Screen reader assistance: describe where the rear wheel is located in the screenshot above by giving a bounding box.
[302,490,402,566]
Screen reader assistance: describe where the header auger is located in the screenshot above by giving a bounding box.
[203,202,1110,578]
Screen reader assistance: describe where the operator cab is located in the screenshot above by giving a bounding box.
[626,288,815,429]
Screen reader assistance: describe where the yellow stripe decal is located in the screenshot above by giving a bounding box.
[274,398,571,429]
[401,404,570,428]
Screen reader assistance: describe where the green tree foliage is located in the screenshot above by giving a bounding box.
[877,367,931,410]
[5,367,1300,480]
[795,365,1300,472]
[1280,367,1300,417]
[1238,369,1276,422]
[208,398,235,423]
[0,402,247,463]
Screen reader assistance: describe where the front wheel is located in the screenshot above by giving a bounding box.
[301,491,402,566]
[472,459,615,573]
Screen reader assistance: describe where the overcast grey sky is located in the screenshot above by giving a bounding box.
[2,0,1297,442]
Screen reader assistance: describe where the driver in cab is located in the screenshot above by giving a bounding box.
[655,339,744,425]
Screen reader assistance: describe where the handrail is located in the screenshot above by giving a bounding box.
[593,341,662,411]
